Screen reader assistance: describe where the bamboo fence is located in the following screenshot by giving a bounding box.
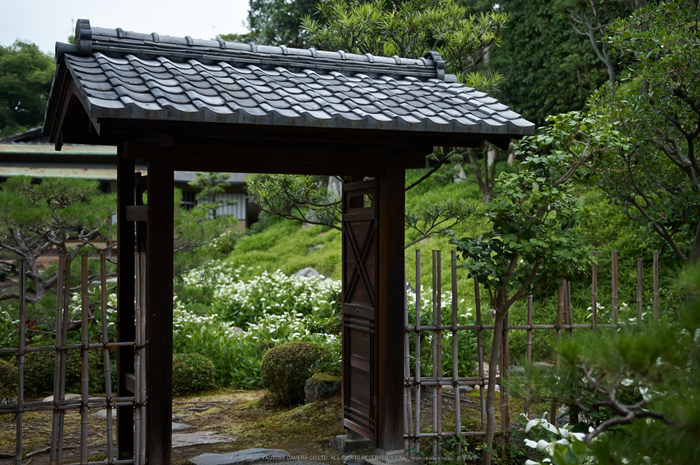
[0,253,147,465]
[403,249,662,455]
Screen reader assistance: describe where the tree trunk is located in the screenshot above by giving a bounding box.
[689,218,700,265]
[483,308,505,465]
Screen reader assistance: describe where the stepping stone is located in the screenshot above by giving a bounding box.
[172,422,193,431]
[172,431,237,449]
[92,408,116,420]
[42,394,81,402]
[190,448,291,465]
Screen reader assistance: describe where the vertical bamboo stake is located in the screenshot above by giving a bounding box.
[58,255,72,464]
[16,260,26,465]
[566,281,573,337]
[637,258,643,323]
[403,262,412,453]
[592,251,598,329]
[139,253,147,465]
[524,293,533,417]
[50,255,64,465]
[551,283,564,424]
[474,278,485,431]
[100,253,114,463]
[414,251,421,452]
[653,251,659,320]
[451,251,462,452]
[80,255,89,465]
[431,250,442,456]
[501,309,510,448]
[612,250,618,326]
[567,279,576,425]
[556,282,564,343]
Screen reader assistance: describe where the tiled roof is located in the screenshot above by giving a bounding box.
[51,20,534,136]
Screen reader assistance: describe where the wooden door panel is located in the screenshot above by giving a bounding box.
[342,179,378,442]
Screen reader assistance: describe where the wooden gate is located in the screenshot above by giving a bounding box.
[342,179,379,442]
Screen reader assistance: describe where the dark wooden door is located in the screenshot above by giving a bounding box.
[342,179,378,442]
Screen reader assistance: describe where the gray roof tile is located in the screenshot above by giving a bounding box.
[55,22,535,137]
[87,96,125,109]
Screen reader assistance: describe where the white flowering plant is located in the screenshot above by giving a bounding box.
[181,262,342,328]
[520,415,597,465]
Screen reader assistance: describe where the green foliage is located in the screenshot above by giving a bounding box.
[515,264,700,465]
[0,309,16,355]
[592,0,700,262]
[451,147,594,298]
[172,353,215,395]
[0,41,55,136]
[247,174,341,229]
[0,358,17,400]
[0,176,116,307]
[260,341,321,406]
[173,188,238,277]
[173,286,340,389]
[23,349,109,398]
[0,177,115,242]
[187,172,236,219]
[303,0,508,89]
[407,284,478,377]
[493,0,630,126]
[247,0,318,47]
[228,218,342,279]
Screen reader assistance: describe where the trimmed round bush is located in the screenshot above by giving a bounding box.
[260,342,321,406]
[0,359,17,400]
[172,353,215,395]
[24,350,107,398]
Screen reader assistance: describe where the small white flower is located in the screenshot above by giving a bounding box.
[525,419,540,433]
[524,439,539,449]
[536,439,551,451]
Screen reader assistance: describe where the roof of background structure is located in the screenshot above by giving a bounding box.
[0,127,247,183]
[44,20,534,140]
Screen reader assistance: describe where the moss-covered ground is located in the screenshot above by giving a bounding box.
[0,386,552,465]
[0,389,345,465]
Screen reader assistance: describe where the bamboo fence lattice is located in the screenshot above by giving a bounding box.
[403,249,662,456]
[0,253,147,465]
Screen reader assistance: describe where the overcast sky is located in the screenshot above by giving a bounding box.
[0,0,250,55]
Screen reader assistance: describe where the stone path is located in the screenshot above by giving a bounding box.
[173,431,237,449]
[190,448,330,465]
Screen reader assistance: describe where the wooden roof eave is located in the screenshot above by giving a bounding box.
[88,117,512,150]
[44,67,103,151]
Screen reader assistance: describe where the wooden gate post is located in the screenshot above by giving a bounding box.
[116,147,135,460]
[146,159,174,465]
[376,164,406,452]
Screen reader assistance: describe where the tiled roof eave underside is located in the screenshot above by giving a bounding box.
[66,52,535,137]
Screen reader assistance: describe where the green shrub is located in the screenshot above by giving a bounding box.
[24,349,108,398]
[0,359,17,400]
[173,295,340,389]
[172,353,215,395]
[260,342,321,406]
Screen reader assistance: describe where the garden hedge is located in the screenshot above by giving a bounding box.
[260,341,321,406]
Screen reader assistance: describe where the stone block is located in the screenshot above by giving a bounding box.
[304,373,341,403]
